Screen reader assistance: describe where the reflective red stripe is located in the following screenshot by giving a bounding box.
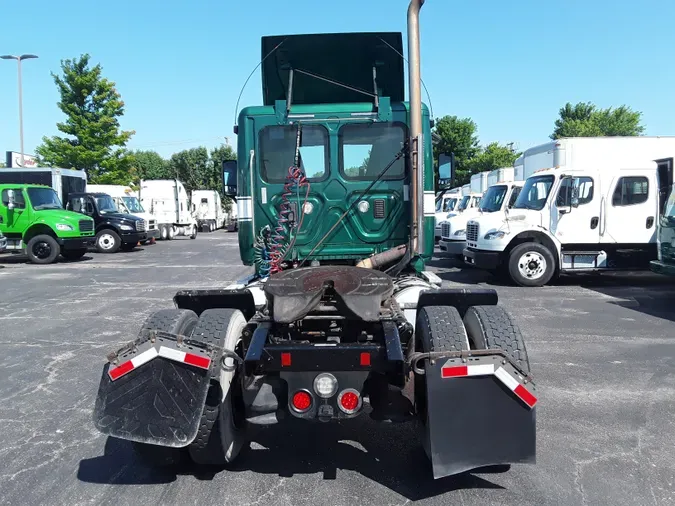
[184,353,210,369]
[514,384,538,408]
[441,365,468,378]
[109,360,134,380]
[281,352,291,367]
[360,352,371,366]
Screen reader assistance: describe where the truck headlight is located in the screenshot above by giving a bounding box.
[56,223,74,231]
[120,224,134,231]
[484,231,506,240]
[454,229,465,237]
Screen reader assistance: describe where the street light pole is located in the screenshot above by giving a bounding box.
[1,54,38,167]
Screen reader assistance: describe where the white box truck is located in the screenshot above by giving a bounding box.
[439,170,518,256]
[138,179,198,240]
[191,189,225,232]
[463,136,675,286]
[0,167,86,204]
[86,184,160,243]
[434,187,461,239]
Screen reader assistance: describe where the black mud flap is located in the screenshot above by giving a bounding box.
[422,354,537,479]
[92,331,215,447]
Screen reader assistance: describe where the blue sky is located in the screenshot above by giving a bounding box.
[1,0,674,160]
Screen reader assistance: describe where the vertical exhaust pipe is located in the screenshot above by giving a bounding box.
[407,0,425,255]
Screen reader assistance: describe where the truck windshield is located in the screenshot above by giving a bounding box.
[121,196,144,213]
[27,187,63,210]
[96,196,119,214]
[457,196,470,211]
[513,175,555,211]
[479,185,508,213]
[436,197,457,213]
[340,123,406,180]
[259,124,329,182]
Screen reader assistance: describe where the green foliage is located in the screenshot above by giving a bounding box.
[209,144,237,211]
[133,150,171,181]
[35,54,135,183]
[464,142,521,175]
[551,102,645,139]
[432,115,480,187]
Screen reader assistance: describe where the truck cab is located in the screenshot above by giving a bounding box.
[464,159,666,286]
[434,188,460,240]
[440,180,523,257]
[0,183,95,263]
[65,192,147,253]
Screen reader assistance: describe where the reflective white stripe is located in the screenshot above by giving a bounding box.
[494,366,520,390]
[237,197,252,219]
[423,191,435,216]
[403,185,410,201]
[466,363,495,376]
[261,187,267,204]
[130,347,158,368]
[158,346,186,363]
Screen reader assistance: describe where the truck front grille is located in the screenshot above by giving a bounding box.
[149,220,157,230]
[467,222,479,242]
[79,220,93,232]
[136,220,146,232]
[373,199,385,219]
[441,222,451,238]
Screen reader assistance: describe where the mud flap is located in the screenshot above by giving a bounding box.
[422,354,537,479]
[92,331,215,447]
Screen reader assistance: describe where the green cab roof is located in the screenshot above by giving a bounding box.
[261,32,405,106]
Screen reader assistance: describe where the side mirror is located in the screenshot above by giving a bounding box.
[222,160,238,198]
[438,153,455,186]
[7,189,15,210]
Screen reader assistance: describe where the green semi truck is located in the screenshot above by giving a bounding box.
[0,183,95,264]
[651,183,675,276]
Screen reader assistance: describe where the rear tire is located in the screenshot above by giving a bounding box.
[26,234,60,264]
[507,242,555,287]
[463,305,531,374]
[190,225,197,239]
[160,225,168,240]
[188,308,248,466]
[131,308,200,467]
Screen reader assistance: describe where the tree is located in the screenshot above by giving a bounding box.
[551,101,645,139]
[35,54,135,183]
[209,144,237,212]
[432,115,480,187]
[133,150,171,181]
[464,142,521,175]
[167,147,210,191]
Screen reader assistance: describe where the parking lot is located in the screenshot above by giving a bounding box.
[1,233,674,506]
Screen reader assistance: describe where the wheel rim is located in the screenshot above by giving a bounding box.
[98,234,116,250]
[517,251,547,280]
[32,240,53,259]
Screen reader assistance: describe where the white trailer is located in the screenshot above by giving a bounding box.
[138,179,198,240]
[487,167,515,187]
[470,172,488,194]
[0,167,86,204]
[191,189,225,232]
[87,184,160,242]
[463,136,675,286]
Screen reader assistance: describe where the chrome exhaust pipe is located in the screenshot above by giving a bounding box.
[407,0,425,255]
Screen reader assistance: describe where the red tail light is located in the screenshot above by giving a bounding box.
[337,389,361,414]
[291,390,312,412]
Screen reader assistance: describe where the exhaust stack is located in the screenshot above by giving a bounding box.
[407,0,425,255]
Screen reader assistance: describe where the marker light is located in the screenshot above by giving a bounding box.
[291,390,312,412]
[313,373,338,398]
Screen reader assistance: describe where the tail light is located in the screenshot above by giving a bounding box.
[337,388,362,414]
[291,390,312,413]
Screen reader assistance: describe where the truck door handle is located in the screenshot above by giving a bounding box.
[590,217,599,229]
[646,216,654,229]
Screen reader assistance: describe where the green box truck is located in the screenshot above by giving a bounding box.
[0,183,95,264]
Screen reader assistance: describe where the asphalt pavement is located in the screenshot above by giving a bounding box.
[1,233,674,506]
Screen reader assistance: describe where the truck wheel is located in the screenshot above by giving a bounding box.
[507,242,555,287]
[61,248,87,261]
[414,306,469,423]
[26,234,60,264]
[132,308,200,467]
[160,225,168,240]
[190,225,197,239]
[95,229,121,253]
[169,226,176,240]
[188,308,248,466]
[463,305,531,374]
